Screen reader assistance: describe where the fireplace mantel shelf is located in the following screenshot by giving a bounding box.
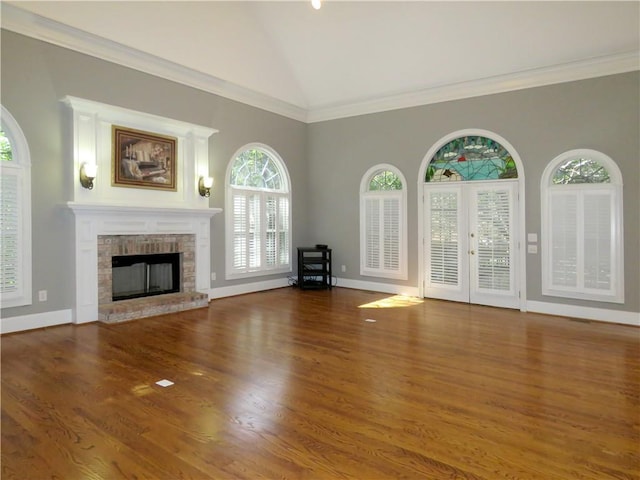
[67,202,222,217]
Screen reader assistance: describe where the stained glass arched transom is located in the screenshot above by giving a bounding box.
[425,136,517,182]
[230,148,285,190]
[369,170,403,191]
[551,157,610,184]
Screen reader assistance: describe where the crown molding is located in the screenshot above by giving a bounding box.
[306,51,640,123]
[3,3,638,124]
[1,3,308,122]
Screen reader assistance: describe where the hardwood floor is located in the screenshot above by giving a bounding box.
[2,287,639,479]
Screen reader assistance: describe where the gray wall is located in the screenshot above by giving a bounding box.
[1,30,308,318]
[2,29,638,319]
[308,72,639,313]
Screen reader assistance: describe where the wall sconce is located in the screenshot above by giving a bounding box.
[198,176,214,197]
[79,163,97,190]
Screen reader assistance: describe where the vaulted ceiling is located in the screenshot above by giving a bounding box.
[4,1,639,122]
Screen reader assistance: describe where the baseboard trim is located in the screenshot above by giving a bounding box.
[1,309,73,334]
[2,291,633,334]
[334,278,420,297]
[208,278,291,300]
[527,300,639,326]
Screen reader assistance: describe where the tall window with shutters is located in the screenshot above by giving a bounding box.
[225,144,291,279]
[360,165,407,280]
[0,106,32,308]
[541,149,624,303]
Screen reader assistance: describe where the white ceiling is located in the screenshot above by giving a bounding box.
[3,1,639,122]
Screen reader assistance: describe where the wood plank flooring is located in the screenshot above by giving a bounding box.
[2,287,639,479]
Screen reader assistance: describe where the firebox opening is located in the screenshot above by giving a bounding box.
[112,253,181,301]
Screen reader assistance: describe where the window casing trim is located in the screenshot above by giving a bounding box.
[359,164,408,280]
[540,149,624,303]
[1,105,32,308]
[225,143,292,280]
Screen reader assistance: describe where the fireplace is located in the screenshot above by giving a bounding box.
[112,252,181,301]
[68,203,221,324]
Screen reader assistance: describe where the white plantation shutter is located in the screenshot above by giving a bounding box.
[265,196,276,266]
[474,189,512,291]
[1,169,21,296]
[547,189,616,295]
[248,194,261,269]
[365,197,381,270]
[550,192,578,287]
[361,192,406,279]
[232,192,248,270]
[383,197,400,271]
[231,191,262,272]
[542,149,623,304]
[428,190,460,287]
[278,196,290,267]
[583,192,612,290]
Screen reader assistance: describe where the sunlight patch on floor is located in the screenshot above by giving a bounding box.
[358,295,424,309]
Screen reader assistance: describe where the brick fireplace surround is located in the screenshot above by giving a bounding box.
[68,203,221,324]
[97,233,206,323]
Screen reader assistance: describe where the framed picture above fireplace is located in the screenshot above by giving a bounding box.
[112,126,177,191]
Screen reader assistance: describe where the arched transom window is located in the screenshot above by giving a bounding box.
[541,149,623,304]
[426,135,517,182]
[226,144,291,279]
[360,165,407,280]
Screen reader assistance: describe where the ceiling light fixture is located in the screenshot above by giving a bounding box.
[311,0,321,10]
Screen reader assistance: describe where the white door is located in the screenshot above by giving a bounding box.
[424,180,519,309]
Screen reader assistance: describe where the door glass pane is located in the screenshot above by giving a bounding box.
[476,189,511,291]
[429,192,459,285]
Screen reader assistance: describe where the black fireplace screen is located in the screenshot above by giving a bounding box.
[111,253,180,301]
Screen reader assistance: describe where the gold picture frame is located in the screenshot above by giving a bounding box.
[112,126,177,191]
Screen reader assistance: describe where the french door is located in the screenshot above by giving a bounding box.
[423,180,519,308]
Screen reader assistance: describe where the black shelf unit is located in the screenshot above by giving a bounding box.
[297,247,332,290]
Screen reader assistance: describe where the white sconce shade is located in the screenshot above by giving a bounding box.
[198,176,214,197]
[80,163,97,190]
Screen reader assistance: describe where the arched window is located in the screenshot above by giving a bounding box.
[0,105,32,307]
[541,149,624,303]
[425,135,517,182]
[360,165,407,280]
[225,144,291,278]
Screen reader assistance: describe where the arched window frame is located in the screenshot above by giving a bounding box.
[0,105,32,308]
[225,143,292,279]
[359,164,408,280]
[541,149,624,303]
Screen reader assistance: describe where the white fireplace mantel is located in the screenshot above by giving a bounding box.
[68,202,221,324]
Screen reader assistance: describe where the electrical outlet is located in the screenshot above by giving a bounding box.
[38,290,47,302]
[341,265,346,273]
[211,272,216,281]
